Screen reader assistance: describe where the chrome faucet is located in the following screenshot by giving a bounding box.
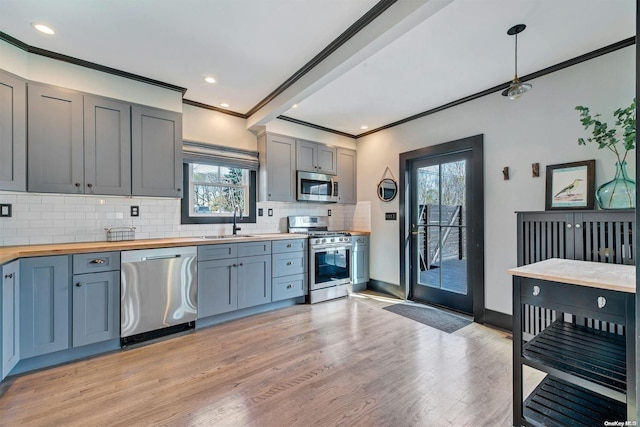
[232,206,243,235]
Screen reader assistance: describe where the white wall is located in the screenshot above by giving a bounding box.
[266,118,357,149]
[182,104,257,150]
[357,46,635,315]
[0,39,183,112]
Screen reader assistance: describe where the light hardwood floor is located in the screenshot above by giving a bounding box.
[0,293,524,426]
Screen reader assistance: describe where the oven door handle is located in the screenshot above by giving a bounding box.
[311,245,352,253]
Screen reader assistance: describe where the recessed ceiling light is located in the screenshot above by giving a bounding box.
[360,125,369,130]
[292,104,298,109]
[31,23,55,35]
[220,103,230,108]
[204,77,216,84]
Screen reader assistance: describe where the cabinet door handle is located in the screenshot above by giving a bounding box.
[286,261,293,266]
[90,259,106,264]
[238,262,243,267]
[575,223,581,229]
[597,296,607,309]
[532,285,540,296]
[75,282,82,287]
[287,284,293,289]
[566,224,572,229]
[4,273,13,279]
[75,182,81,188]
[177,188,181,193]
[286,244,292,248]
[87,183,93,188]
[232,264,237,267]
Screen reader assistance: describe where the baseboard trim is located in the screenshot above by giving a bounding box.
[484,309,512,332]
[367,279,405,300]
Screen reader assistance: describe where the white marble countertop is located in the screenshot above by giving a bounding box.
[508,258,636,294]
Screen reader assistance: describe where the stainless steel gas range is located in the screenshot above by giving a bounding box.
[288,216,352,304]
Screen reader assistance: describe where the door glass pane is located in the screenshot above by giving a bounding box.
[416,160,467,294]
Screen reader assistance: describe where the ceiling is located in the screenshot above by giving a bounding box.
[0,0,635,138]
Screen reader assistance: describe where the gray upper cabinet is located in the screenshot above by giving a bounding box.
[84,96,131,196]
[28,84,84,194]
[2,260,20,380]
[131,105,183,198]
[258,133,296,202]
[20,256,70,359]
[336,147,357,204]
[296,139,337,175]
[28,84,132,196]
[0,71,26,192]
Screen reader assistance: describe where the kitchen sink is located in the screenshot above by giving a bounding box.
[199,235,254,239]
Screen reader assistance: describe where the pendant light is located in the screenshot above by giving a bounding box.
[502,24,532,100]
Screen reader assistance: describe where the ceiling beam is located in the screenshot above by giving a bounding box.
[246,0,453,131]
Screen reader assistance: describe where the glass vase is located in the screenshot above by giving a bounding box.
[596,160,636,209]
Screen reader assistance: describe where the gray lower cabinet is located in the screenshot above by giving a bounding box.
[258,133,296,202]
[0,70,27,191]
[72,266,120,348]
[198,258,238,317]
[197,242,273,318]
[237,255,271,309]
[271,239,307,302]
[352,235,369,288]
[131,105,183,198]
[2,260,20,380]
[28,84,132,196]
[20,256,71,359]
[336,148,357,204]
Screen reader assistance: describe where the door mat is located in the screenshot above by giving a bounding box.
[383,303,471,333]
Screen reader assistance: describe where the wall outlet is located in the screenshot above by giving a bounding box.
[130,206,139,217]
[258,208,263,217]
[0,204,11,217]
[328,209,332,216]
[385,212,397,220]
[268,208,273,217]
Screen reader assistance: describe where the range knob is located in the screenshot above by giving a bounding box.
[321,238,327,243]
[315,239,321,244]
[330,238,335,243]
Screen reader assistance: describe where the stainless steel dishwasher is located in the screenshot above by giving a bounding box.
[120,246,197,345]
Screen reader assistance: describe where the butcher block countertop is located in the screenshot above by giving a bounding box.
[508,258,636,294]
[0,233,307,265]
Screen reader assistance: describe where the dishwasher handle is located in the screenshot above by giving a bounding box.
[141,254,183,261]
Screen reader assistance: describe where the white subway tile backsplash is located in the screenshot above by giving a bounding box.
[0,191,370,247]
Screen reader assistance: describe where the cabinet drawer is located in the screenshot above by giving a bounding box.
[198,244,237,261]
[272,252,306,277]
[238,241,271,257]
[73,252,120,274]
[520,279,627,320]
[272,273,307,301]
[272,239,307,253]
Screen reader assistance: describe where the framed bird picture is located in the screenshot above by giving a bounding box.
[545,160,595,210]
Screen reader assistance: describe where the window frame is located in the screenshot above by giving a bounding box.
[180,162,257,225]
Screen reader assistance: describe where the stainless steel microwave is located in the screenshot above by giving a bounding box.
[297,171,338,203]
